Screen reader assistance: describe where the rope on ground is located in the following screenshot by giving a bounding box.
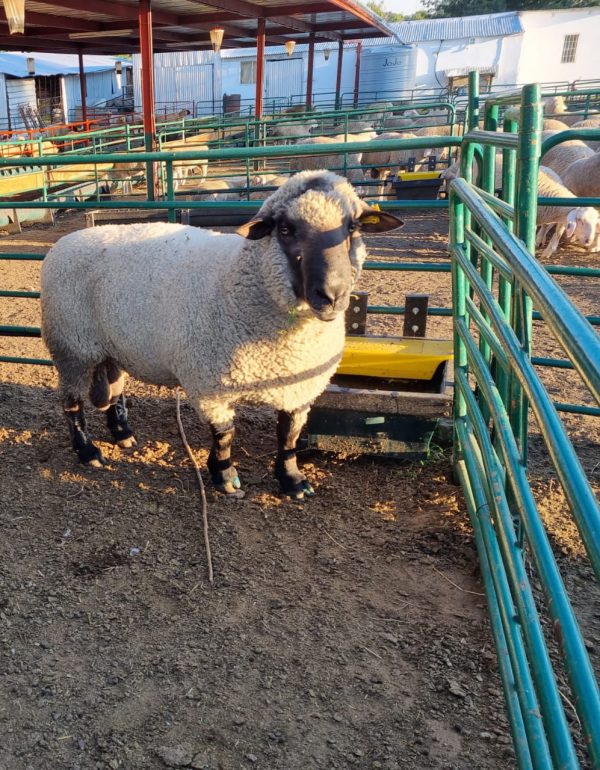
[175,388,213,583]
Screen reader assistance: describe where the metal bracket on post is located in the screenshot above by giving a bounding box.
[345,291,368,336]
[403,293,429,338]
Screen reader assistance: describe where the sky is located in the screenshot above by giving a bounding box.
[382,0,426,15]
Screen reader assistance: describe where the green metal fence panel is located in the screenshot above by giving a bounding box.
[450,77,600,769]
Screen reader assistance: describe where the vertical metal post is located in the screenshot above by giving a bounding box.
[138,0,156,200]
[255,18,265,119]
[254,18,266,170]
[450,185,467,474]
[306,34,315,111]
[512,83,542,465]
[77,49,87,125]
[335,41,344,111]
[353,41,362,108]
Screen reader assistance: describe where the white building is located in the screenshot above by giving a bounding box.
[0,52,132,131]
[133,7,600,116]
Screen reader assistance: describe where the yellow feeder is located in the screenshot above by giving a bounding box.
[338,335,453,381]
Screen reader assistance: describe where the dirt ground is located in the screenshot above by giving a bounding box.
[0,207,599,770]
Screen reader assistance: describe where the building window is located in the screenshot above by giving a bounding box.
[240,60,256,84]
[561,34,579,64]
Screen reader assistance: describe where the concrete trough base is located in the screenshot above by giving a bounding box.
[307,362,453,459]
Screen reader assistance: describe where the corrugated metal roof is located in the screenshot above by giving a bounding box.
[0,52,131,79]
[384,13,522,44]
[220,11,523,58]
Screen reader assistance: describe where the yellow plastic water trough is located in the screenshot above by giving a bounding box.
[338,335,453,381]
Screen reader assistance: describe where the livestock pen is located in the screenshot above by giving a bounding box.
[0,77,599,770]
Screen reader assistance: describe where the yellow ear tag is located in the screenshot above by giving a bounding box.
[361,215,381,225]
[371,203,381,211]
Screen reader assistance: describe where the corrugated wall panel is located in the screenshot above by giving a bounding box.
[62,71,121,120]
[0,75,9,131]
[133,52,219,116]
[265,58,303,101]
[6,77,37,130]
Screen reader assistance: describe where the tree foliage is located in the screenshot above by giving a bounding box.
[424,0,598,18]
[366,0,405,21]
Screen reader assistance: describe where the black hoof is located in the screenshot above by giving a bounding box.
[110,426,137,449]
[77,442,107,468]
[280,477,315,500]
[211,465,244,498]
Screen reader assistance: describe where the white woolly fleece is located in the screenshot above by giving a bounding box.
[41,171,368,427]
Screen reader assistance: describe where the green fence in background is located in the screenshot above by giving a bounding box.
[450,77,600,768]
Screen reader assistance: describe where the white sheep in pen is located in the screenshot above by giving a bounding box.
[289,135,368,184]
[442,161,599,256]
[360,132,426,198]
[568,118,600,152]
[270,121,318,144]
[40,170,403,499]
[540,139,594,179]
[536,166,599,257]
[561,151,600,198]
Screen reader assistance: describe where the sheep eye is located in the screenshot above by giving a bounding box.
[278,222,293,237]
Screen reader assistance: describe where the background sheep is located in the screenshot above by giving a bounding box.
[105,161,146,195]
[361,131,428,198]
[248,174,290,200]
[503,105,569,132]
[561,151,600,198]
[40,170,403,499]
[289,135,366,184]
[541,140,594,178]
[568,118,600,151]
[536,166,599,257]
[442,160,599,255]
[270,121,318,144]
[362,101,394,121]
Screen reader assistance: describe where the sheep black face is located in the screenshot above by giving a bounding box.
[238,200,403,321]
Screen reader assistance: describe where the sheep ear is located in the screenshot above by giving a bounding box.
[236,218,273,240]
[565,212,577,239]
[359,208,404,232]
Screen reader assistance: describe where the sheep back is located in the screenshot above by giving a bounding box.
[41,179,359,423]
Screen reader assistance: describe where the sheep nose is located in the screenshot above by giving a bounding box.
[308,282,350,318]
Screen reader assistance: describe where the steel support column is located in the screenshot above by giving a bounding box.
[306,34,315,110]
[138,0,156,199]
[335,40,344,110]
[77,50,87,125]
[255,17,265,118]
[353,41,362,107]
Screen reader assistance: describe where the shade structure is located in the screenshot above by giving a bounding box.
[0,0,395,55]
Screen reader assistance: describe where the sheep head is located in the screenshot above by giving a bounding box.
[237,170,403,321]
[567,207,599,248]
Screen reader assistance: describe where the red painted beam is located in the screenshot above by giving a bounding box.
[335,40,344,110]
[306,34,315,110]
[353,41,362,107]
[40,0,179,26]
[255,17,265,119]
[139,0,156,199]
[77,50,87,123]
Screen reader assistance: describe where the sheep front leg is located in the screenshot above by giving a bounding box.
[275,409,314,500]
[208,422,243,497]
[64,398,106,468]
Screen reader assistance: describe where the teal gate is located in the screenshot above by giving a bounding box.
[451,79,600,768]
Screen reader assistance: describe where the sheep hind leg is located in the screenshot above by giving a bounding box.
[105,362,136,449]
[208,422,244,498]
[56,357,106,467]
[275,409,314,500]
[89,361,136,448]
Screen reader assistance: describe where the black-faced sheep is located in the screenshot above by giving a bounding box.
[41,170,403,499]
